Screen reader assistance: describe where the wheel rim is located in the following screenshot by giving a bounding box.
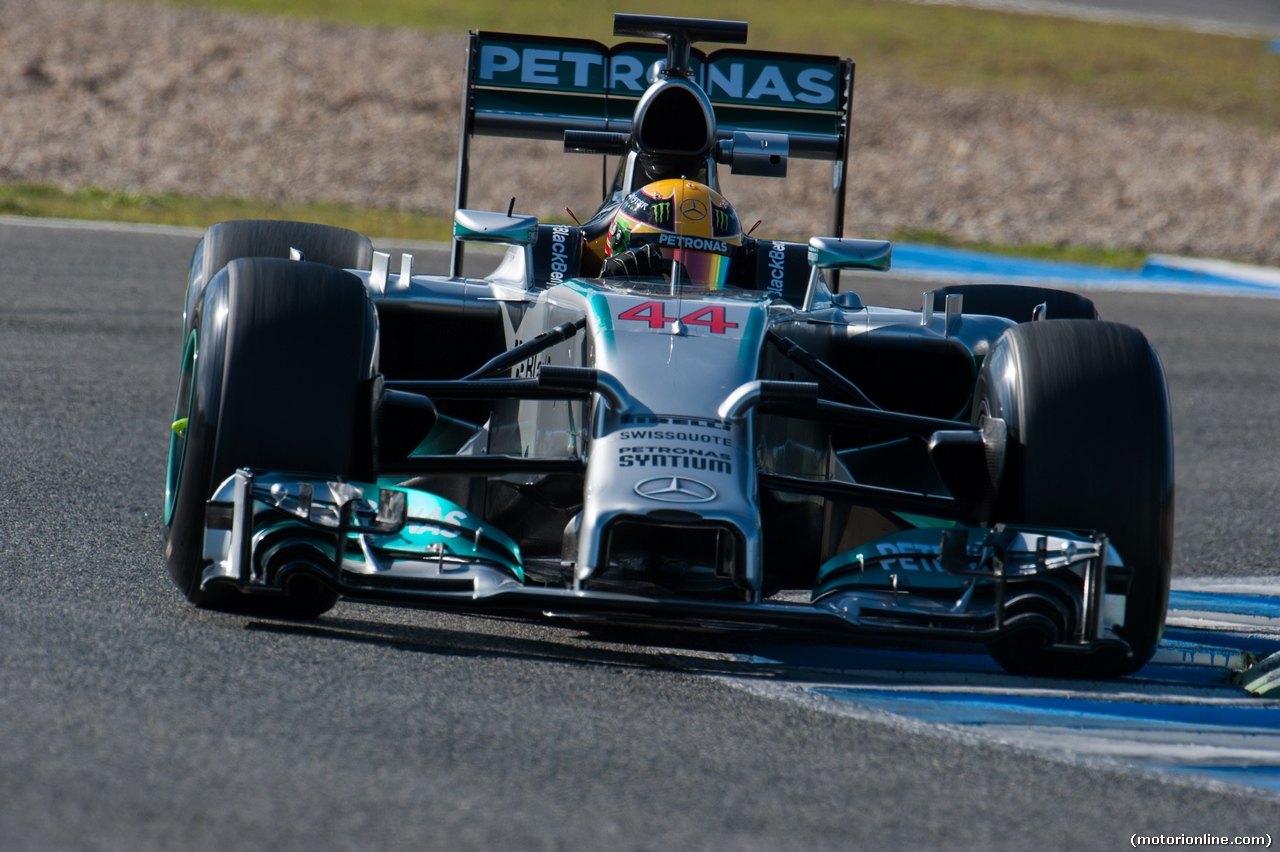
[164,330,197,525]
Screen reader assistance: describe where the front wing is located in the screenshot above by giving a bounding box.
[200,469,1132,657]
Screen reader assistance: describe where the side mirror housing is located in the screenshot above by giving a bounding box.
[808,237,892,272]
[454,210,540,246]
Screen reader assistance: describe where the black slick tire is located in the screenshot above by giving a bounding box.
[933,284,1099,323]
[163,257,379,617]
[976,320,1173,677]
[181,219,373,346]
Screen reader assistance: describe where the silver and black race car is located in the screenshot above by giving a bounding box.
[163,13,1173,678]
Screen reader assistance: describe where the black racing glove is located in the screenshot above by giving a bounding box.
[601,243,664,279]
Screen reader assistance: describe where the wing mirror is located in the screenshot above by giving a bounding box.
[807,236,892,271]
[454,210,540,246]
[800,237,892,312]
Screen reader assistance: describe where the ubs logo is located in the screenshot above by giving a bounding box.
[634,476,717,503]
[679,198,707,221]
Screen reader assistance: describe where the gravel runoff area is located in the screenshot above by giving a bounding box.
[3,0,1280,263]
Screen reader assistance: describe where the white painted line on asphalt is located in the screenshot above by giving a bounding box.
[0,214,206,237]
[1175,576,1280,596]
[0,215,456,253]
[889,242,1280,298]
[6,214,1275,298]
[1146,255,1280,288]
[700,575,1280,796]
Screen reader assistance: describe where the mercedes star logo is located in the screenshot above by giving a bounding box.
[634,476,717,503]
[679,198,707,220]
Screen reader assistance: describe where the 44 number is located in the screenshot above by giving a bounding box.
[617,302,739,334]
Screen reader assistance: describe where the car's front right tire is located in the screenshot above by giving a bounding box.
[977,319,1174,678]
[932,283,1099,323]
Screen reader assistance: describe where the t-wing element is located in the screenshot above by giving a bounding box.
[613,13,748,79]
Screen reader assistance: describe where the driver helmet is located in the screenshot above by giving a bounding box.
[606,179,744,290]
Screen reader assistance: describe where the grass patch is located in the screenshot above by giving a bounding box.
[119,0,1280,130]
[1,183,1156,268]
[890,228,1150,269]
[0,183,453,241]
[28,2,1277,262]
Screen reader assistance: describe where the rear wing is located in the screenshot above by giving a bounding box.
[452,28,855,275]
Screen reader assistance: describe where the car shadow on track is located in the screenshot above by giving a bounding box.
[237,610,1006,687]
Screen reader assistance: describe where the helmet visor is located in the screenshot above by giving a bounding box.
[668,248,732,290]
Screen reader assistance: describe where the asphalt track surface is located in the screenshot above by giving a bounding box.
[2,218,1279,851]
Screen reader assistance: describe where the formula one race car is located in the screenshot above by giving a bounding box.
[163,14,1173,678]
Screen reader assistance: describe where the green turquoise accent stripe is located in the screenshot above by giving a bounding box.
[737,301,768,374]
[164,329,198,526]
[371,483,524,580]
[814,527,970,599]
[893,513,958,530]
[251,481,525,582]
[564,279,615,356]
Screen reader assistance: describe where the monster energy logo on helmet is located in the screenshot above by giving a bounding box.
[714,208,732,232]
[608,180,743,263]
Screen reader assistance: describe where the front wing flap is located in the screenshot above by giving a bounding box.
[200,470,1130,657]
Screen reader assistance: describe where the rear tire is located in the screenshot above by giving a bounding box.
[933,284,1098,323]
[976,320,1173,677]
[164,257,379,617]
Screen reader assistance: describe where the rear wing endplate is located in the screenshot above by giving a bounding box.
[452,30,854,276]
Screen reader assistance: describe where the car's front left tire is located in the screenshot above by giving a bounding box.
[164,257,379,617]
[180,219,374,350]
